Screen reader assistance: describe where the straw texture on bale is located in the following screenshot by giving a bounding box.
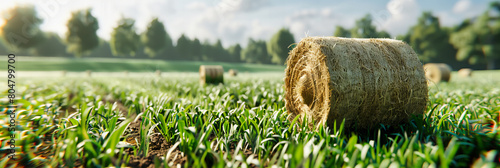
[228,69,238,76]
[458,68,472,77]
[200,65,224,85]
[423,63,451,83]
[285,37,428,129]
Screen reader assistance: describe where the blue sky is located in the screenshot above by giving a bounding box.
[0,0,496,47]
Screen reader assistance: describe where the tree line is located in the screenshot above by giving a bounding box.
[1,3,500,69]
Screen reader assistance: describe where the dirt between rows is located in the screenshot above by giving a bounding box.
[29,95,263,167]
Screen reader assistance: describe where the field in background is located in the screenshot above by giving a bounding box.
[0,56,285,72]
[0,69,499,167]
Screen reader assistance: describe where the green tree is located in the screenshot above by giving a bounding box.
[142,18,173,57]
[351,14,379,38]
[110,18,140,56]
[377,30,391,38]
[0,35,9,54]
[450,3,500,69]
[34,32,68,56]
[242,38,270,64]
[1,5,43,50]
[192,38,202,61]
[228,44,242,62]
[65,9,99,57]
[406,12,456,63]
[201,40,214,61]
[176,34,192,60]
[267,28,295,65]
[89,39,113,58]
[213,39,229,61]
[333,26,351,37]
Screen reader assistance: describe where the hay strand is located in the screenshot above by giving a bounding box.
[423,63,451,83]
[228,69,238,76]
[285,37,428,129]
[200,65,224,85]
[458,68,472,77]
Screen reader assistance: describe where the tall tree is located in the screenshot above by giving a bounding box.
[0,35,9,55]
[406,12,456,63]
[65,9,99,57]
[1,5,43,50]
[351,14,379,38]
[142,18,173,58]
[89,39,113,58]
[450,2,500,69]
[34,32,68,56]
[228,44,242,62]
[333,26,351,37]
[213,39,228,61]
[110,18,140,56]
[176,34,192,60]
[267,28,295,65]
[192,38,202,61]
[242,38,270,64]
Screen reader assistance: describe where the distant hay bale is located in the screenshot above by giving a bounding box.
[85,70,92,77]
[285,37,428,130]
[200,65,224,85]
[423,63,452,83]
[155,70,161,77]
[228,69,238,76]
[458,68,472,77]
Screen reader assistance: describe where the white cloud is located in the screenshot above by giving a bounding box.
[378,0,420,36]
[285,8,353,41]
[212,0,269,14]
[453,0,471,14]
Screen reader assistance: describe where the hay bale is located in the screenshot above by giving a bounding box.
[458,68,472,77]
[228,69,238,76]
[423,63,452,83]
[85,70,92,77]
[200,65,224,85]
[155,70,161,77]
[285,37,428,129]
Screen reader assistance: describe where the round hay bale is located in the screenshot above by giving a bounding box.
[85,70,92,77]
[200,65,224,85]
[155,70,161,77]
[285,37,428,130]
[458,68,472,77]
[228,69,238,76]
[423,63,452,83]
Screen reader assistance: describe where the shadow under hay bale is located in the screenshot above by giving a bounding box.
[423,63,452,83]
[285,37,428,130]
[458,68,473,77]
[200,65,224,85]
[228,69,238,76]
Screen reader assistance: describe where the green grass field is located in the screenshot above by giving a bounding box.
[0,56,285,72]
[1,69,499,167]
